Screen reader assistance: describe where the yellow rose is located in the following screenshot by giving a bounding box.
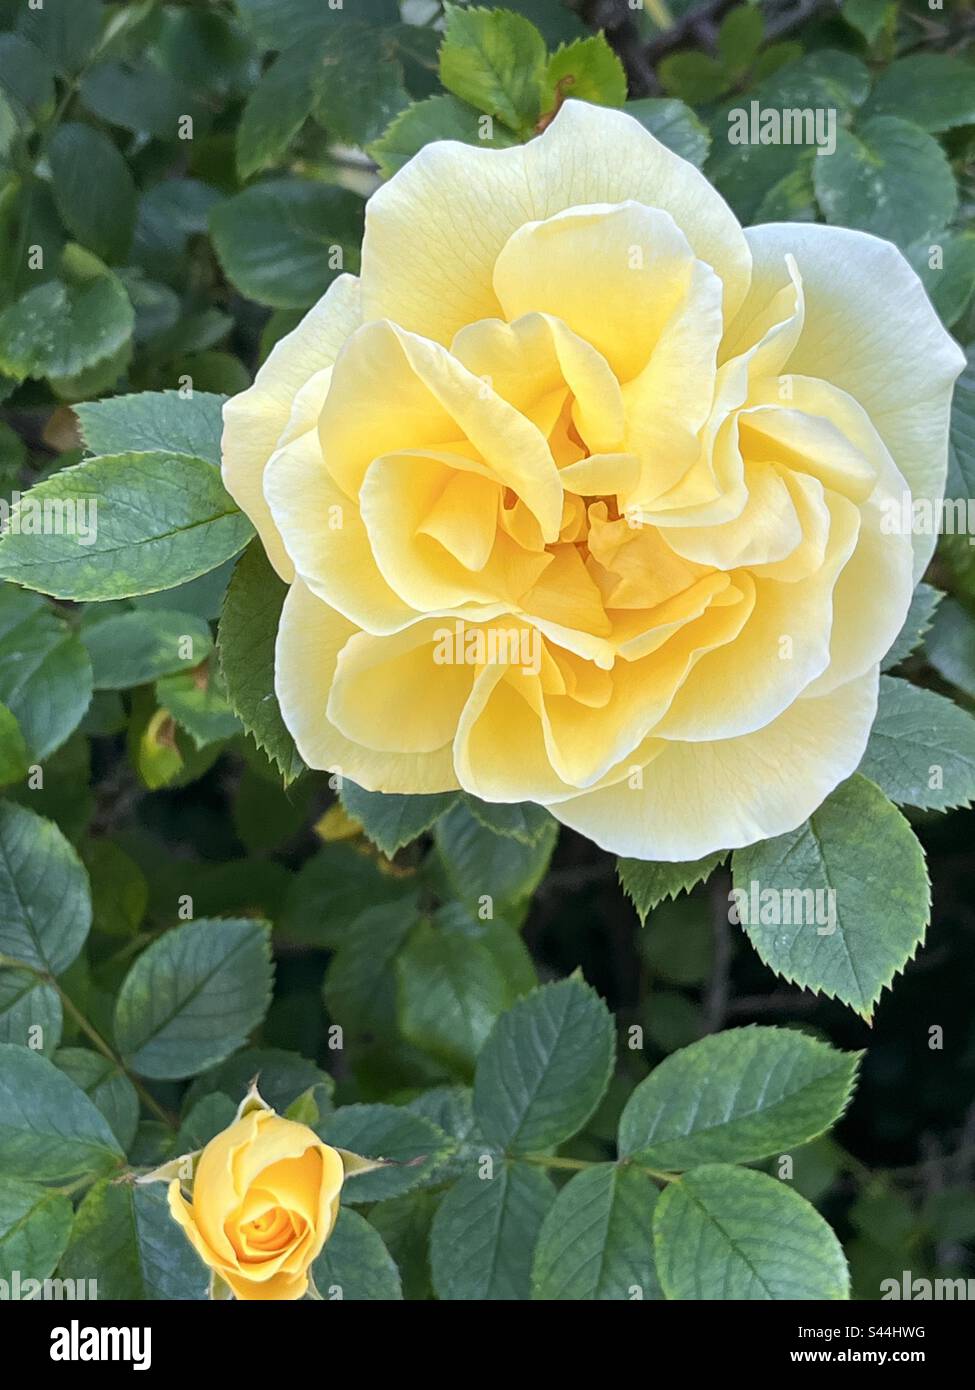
[166,1100,344,1301]
[222,101,964,860]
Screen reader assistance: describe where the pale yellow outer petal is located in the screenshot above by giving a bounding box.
[732,223,965,579]
[359,99,751,346]
[549,667,880,860]
[275,577,460,792]
[221,274,361,579]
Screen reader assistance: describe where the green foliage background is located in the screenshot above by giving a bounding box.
[0,0,973,1302]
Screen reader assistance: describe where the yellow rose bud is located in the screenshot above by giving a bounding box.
[167,1104,344,1301]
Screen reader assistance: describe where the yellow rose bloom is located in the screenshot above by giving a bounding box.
[222,100,964,860]
[167,1105,344,1301]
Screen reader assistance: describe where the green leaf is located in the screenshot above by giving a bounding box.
[813,117,957,250]
[430,1162,555,1300]
[82,609,213,690]
[236,0,398,48]
[54,1048,140,1152]
[0,249,134,384]
[473,978,615,1154]
[858,676,975,812]
[532,1164,662,1300]
[176,1094,237,1153]
[74,390,227,468]
[114,917,273,1079]
[543,35,627,110]
[369,93,517,178]
[731,774,930,1019]
[156,663,242,748]
[717,3,764,74]
[625,97,710,168]
[659,52,727,104]
[0,34,55,121]
[947,346,975,501]
[218,541,305,783]
[312,24,410,147]
[863,54,975,134]
[881,582,942,671]
[320,1105,453,1203]
[0,702,29,786]
[439,4,547,134]
[184,1046,333,1118]
[397,918,518,1075]
[462,796,554,846]
[58,1177,207,1300]
[925,597,975,700]
[908,231,975,331]
[618,1026,861,1168]
[0,452,253,601]
[236,45,318,180]
[0,800,90,974]
[841,0,895,45]
[0,1177,72,1283]
[0,1043,124,1182]
[653,1165,849,1300]
[324,898,421,1042]
[79,60,201,141]
[618,851,725,924]
[0,586,92,759]
[339,782,455,856]
[83,839,148,939]
[17,0,102,78]
[280,841,414,949]
[435,799,557,916]
[312,1208,403,1300]
[49,123,137,263]
[0,968,61,1053]
[210,178,363,310]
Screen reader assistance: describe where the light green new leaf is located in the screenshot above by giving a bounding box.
[74,390,227,468]
[0,1043,124,1182]
[881,582,942,671]
[0,452,252,601]
[49,123,137,263]
[841,0,895,45]
[813,117,957,250]
[544,35,627,110]
[59,1178,207,1300]
[653,1165,849,1300]
[114,917,273,1079]
[731,774,929,1019]
[369,94,517,177]
[430,1162,555,1300]
[312,1208,403,1300]
[473,977,616,1154]
[320,1105,453,1203]
[218,541,305,783]
[624,97,710,167]
[439,4,547,134]
[339,782,456,856]
[54,1048,140,1152]
[0,586,92,759]
[618,851,726,924]
[858,676,975,811]
[0,1177,73,1283]
[156,663,242,748]
[0,800,91,974]
[618,1026,861,1169]
[532,1164,662,1300]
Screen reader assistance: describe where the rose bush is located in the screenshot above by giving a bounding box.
[223,100,964,860]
